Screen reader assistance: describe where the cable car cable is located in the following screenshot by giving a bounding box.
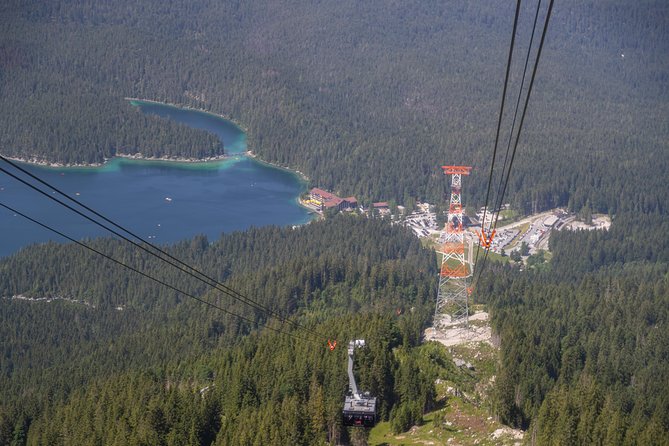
[478,0,522,241]
[473,0,554,285]
[0,163,289,329]
[473,0,522,273]
[475,0,543,281]
[0,161,325,341]
[0,156,316,333]
[491,0,543,220]
[0,201,315,344]
[491,0,554,234]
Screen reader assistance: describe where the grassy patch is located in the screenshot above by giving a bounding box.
[473,246,509,264]
[369,396,522,446]
[498,209,518,222]
[421,233,441,251]
[369,340,523,446]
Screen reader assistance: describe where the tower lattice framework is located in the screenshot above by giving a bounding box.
[435,165,473,326]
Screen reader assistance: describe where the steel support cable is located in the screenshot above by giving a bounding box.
[0,164,284,323]
[0,160,324,341]
[492,0,554,233]
[474,0,555,286]
[492,0,543,219]
[0,154,283,324]
[474,0,523,274]
[0,201,315,344]
[478,0,523,239]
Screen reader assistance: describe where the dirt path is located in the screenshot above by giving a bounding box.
[424,312,493,347]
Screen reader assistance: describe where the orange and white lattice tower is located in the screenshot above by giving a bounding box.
[435,166,473,327]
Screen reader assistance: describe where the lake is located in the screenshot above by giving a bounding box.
[0,102,313,257]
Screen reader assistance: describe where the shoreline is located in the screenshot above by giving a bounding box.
[5,151,318,216]
[246,150,310,183]
[246,150,314,214]
[0,153,230,169]
[0,155,106,168]
[115,152,230,164]
[2,99,313,211]
[2,151,310,184]
[125,97,250,134]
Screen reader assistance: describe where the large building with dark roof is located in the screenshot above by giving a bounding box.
[309,188,357,212]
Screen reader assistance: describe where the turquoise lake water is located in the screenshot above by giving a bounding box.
[0,102,313,257]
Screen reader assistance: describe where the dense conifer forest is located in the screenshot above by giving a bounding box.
[0,216,438,444]
[2,1,669,445]
[475,213,669,444]
[2,214,668,444]
[1,0,667,210]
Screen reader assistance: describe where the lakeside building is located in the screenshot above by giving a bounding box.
[308,188,357,212]
[342,196,358,210]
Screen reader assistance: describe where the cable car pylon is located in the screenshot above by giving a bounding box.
[435,166,473,328]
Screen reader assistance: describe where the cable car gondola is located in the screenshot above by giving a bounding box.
[342,339,378,427]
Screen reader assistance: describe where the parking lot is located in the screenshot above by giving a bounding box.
[404,205,611,261]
